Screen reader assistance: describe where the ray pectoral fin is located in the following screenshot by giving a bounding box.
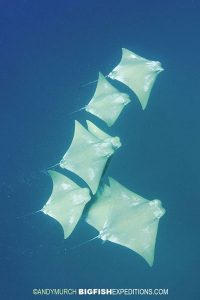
[124,219,160,267]
[110,198,165,266]
[42,171,91,239]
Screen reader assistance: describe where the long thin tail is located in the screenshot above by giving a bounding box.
[81,74,109,88]
[66,235,100,251]
[81,79,98,87]
[46,162,60,170]
[17,209,42,220]
[68,106,87,116]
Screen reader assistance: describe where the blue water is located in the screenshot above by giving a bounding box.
[1,0,200,299]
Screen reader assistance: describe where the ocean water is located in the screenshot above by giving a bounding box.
[0,0,199,299]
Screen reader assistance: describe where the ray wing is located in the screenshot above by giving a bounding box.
[42,171,91,239]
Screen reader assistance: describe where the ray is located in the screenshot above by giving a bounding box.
[59,121,121,194]
[85,72,131,126]
[108,48,164,110]
[42,170,91,239]
[86,177,165,266]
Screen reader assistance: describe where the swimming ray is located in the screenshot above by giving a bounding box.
[86,177,165,266]
[108,48,164,109]
[85,72,131,126]
[60,121,120,194]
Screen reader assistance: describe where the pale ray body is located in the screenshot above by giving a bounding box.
[60,121,121,194]
[38,48,166,266]
[86,72,131,126]
[108,48,164,109]
[86,177,165,266]
[42,171,91,239]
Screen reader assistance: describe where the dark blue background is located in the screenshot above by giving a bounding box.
[0,0,199,299]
